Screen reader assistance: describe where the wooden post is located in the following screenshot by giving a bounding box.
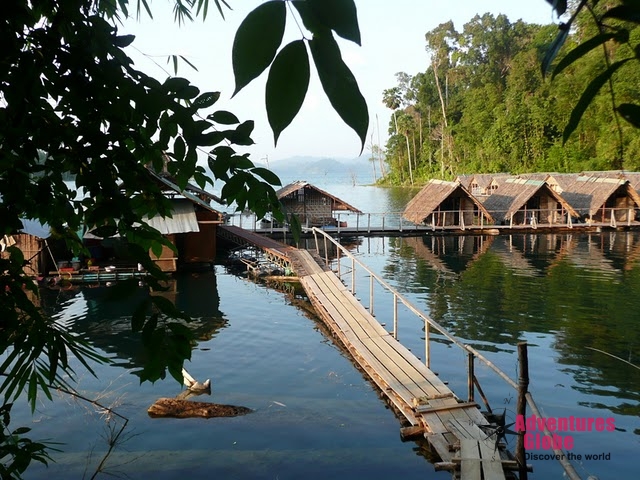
[425,321,430,367]
[467,351,475,402]
[393,294,398,339]
[323,234,328,266]
[369,274,374,315]
[351,258,356,295]
[516,342,529,480]
[367,213,371,233]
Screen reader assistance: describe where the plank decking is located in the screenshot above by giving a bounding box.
[288,249,513,480]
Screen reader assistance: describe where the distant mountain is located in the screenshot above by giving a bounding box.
[266,156,375,186]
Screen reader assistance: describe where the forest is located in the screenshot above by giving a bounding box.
[380,9,640,184]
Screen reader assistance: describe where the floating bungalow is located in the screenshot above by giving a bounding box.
[83,169,225,273]
[481,178,579,227]
[557,175,640,225]
[403,179,494,229]
[274,181,362,227]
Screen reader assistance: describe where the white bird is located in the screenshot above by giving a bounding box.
[181,367,211,393]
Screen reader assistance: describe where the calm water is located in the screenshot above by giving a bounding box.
[9,177,640,479]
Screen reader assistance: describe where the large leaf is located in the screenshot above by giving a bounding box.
[602,5,640,23]
[232,1,286,96]
[542,24,570,76]
[545,0,567,16]
[617,103,640,128]
[266,40,310,145]
[563,59,631,143]
[552,33,618,79]
[309,31,369,153]
[292,0,361,45]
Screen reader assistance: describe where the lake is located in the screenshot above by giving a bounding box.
[9,172,640,479]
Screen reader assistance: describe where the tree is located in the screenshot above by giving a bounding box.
[0,0,366,476]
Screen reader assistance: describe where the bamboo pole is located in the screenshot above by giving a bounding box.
[516,342,529,480]
[467,352,475,403]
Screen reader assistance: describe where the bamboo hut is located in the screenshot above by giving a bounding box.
[274,181,362,227]
[0,219,51,277]
[481,178,579,226]
[403,179,494,228]
[558,176,640,225]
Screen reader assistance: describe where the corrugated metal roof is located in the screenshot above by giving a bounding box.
[145,199,199,234]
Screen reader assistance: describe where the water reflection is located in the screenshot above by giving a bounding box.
[384,232,640,418]
[41,271,226,371]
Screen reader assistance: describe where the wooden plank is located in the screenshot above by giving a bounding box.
[459,439,482,480]
[478,436,507,480]
[415,402,478,414]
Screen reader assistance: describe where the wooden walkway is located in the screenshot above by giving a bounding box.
[218,225,295,267]
[288,248,516,480]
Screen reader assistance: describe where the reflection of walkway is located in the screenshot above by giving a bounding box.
[289,248,512,480]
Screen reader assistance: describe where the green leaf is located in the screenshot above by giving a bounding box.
[232,1,286,96]
[617,103,640,128]
[209,110,240,124]
[192,92,220,109]
[227,120,255,146]
[563,59,631,144]
[552,33,618,80]
[293,0,361,45]
[266,40,310,145]
[309,31,369,153]
[115,35,136,48]
[602,6,640,23]
[545,0,567,16]
[251,167,281,186]
[542,24,570,77]
[197,131,226,146]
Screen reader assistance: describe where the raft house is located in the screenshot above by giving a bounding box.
[403,179,494,230]
[263,180,362,229]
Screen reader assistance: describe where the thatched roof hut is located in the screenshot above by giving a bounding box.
[403,179,494,227]
[481,178,578,226]
[465,173,511,196]
[558,176,640,223]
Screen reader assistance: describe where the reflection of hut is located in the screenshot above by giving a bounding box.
[482,178,579,226]
[403,179,494,228]
[558,176,640,224]
[0,219,51,277]
[275,181,361,227]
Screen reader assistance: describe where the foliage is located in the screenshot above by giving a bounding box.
[0,0,366,475]
[381,3,640,184]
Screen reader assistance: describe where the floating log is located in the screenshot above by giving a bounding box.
[148,398,252,418]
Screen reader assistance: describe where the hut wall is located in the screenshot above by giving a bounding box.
[281,190,333,226]
[612,195,635,222]
[180,210,218,264]
[151,234,177,272]
[1,234,47,276]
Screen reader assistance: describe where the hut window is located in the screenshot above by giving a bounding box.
[297,188,304,203]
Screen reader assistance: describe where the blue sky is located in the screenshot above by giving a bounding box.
[123,1,559,162]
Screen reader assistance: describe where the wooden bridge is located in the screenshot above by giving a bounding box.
[217,225,582,480]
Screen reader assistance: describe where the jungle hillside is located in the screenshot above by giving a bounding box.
[380,11,640,184]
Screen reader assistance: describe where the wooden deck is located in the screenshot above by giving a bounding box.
[218,225,295,266]
[289,248,515,480]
